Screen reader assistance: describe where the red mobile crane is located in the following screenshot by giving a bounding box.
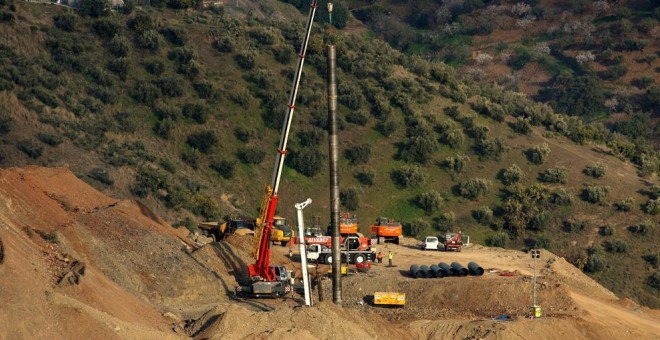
[237,1,319,298]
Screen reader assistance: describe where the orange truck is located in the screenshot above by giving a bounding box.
[369,217,403,244]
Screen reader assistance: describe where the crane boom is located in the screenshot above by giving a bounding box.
[248,0,319,282]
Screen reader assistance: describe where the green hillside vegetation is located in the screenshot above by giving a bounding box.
[0,0,658,307]
[316,0,660,144]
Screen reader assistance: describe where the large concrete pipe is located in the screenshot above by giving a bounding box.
[439,262,457,276]
[451,262,469,276]
[468,262,484,276]
[430,264,444,278]
[420,265,432,278]
[409,265,424,278]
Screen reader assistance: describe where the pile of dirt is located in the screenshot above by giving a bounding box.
[0,167,229,338]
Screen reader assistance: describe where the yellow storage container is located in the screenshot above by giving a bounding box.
[530,305,542,318]
[328,265,348,275]
[374,292,406,306]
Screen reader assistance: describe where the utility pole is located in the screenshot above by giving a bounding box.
[530,249,541,319]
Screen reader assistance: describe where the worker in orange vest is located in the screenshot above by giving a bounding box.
[376,252,383,264]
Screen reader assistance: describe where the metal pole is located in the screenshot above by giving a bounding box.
[295,199,313,307]
[533,253,537,308]
[327,44,341,305]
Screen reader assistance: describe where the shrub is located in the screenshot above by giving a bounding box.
[435,212,455,232]
[445,154,473,174]
[213,37,234,53]
[181,148,201,169]
[193,80,214,99]
[157,77,184,97]
[291,147,324,176]
[440,128,465,148]
[581,185,610,204]
[415,191,443,215]
[583,162,607,178]
[346,110,369,126]
[89,168,113,185]
[376,118,399,137]
[80,0,109,17]
[274,45,293,64]
[53,13,77,32]
[644,198,660,215]
[91,19,120,39]
[456,178,491,200]
[399,134,438,164]
[499,164,524,185]
[648,272,660,291]
[600,224,614,236]
[404,219,430,237]
[186,130,217,153]
[159,158,177,173]
[604,240,629,253]
[182,102,209,124]
[107,58,130,80]
[108,35,130,57]
[563,219,589,233]
[37,133,63,146]
[443,154,470,173]
[539,167,569,184]
[166,0,198,9]
[234,126,256,143]
[153,118,174,138]
[345,144,371,165]
[210,159,235,179]
[235,50,256,70]
[643,254,659,267]
[355,168,375,186]
[628,221,655,236]
[614,197,635,212]
[391,165,426,188]
[128,11,155,33]
[144,60,165,75]
[584,254,606,273]
[485,232,509,248]
[476,137,509,160]
[526,143,550,164]
[340,188,360,211]
[17,139,42,159]
[133,82,161,105]
[0,113,10,135]
[297,128,324,146]
[511,117,532,135]
[160,26,188,46]
[135,30,161,50]
[472,206,493,225]
[130,166,167,197]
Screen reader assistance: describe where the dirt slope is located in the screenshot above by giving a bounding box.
[0,166,225,338]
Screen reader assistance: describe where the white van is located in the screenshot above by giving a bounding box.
[421,236,439,250]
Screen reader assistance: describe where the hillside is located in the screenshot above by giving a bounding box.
[0,0,657,309]
[1,166,659,339]
[323,0,660,143]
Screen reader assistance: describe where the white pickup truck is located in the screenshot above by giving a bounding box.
[420,236,439,250]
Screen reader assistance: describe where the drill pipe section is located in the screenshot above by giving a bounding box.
[430,264,444,278]
[439,262,457,276]
[451,262,469,276]
[409,265,423,278]
[468,262,484,276]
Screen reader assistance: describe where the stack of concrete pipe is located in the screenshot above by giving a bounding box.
[409,261,484,278]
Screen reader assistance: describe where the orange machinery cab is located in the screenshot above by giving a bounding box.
[369,217,403,244]
[339,213,359,235]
